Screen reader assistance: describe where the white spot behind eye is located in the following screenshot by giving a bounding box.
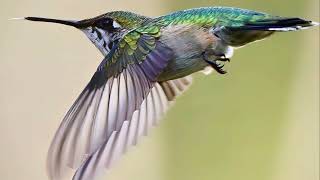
[112,21,121,28]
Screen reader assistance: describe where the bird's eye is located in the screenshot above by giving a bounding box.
[95,18,121,31]
[96,18,113,29]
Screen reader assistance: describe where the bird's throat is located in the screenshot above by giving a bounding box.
[82,27,117,56]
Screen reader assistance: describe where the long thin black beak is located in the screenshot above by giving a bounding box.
[23,17,81,28]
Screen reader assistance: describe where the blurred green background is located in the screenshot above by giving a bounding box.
[0,0,318,180]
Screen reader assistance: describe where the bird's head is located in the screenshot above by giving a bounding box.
[18,11,150,55]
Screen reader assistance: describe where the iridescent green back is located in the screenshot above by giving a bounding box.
[151,7,278,46]
[155,7,272,28]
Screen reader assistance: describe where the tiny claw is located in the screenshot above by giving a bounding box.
[204,60,227,74]
[216,55,230,62]
[216,57,230,62]
[216,68,227,74]
[202,52,228,75]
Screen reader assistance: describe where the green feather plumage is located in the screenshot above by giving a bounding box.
[103,7,271,70]
[101,7,317,76]
[154,7,272,27]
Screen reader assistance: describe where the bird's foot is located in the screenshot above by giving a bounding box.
[216,54,230,62]
[203,53,230,74]
[206,60,227,74]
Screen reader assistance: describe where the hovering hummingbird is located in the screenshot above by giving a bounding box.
[20,7,318,180]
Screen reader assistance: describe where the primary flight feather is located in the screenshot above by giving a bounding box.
[21,6,318,180]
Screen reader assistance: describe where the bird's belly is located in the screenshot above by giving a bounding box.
[156,57,208,81]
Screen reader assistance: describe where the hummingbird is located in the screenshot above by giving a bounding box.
[20,7,318,180]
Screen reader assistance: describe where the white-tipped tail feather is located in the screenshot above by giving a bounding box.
[311,21,320,26]
[268,21,319,31]
[268,26,304,31]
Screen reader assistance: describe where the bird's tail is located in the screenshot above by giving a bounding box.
[239,17,319,31]
[215,17,318,46]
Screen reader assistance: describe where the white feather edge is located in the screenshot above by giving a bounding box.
[268,21,319,31]
[311,21,319,26]
[71,76,192,180]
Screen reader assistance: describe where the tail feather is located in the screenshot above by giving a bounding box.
[240,17,319,31]
[215,17,318,46]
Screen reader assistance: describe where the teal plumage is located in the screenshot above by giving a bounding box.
[94,7,316,80]
[61,7,317,79]
[156,7,270,26]
[22,6,319,180]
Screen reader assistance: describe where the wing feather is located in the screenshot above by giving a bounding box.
[72,76,192,180]
[47,26,193,180]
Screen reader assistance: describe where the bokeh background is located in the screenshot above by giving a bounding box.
[0,0,319,180]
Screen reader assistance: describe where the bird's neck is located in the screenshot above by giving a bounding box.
[81,27,124,56]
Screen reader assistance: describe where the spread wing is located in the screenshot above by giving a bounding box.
[72,76,192,180]
[47,26,193,180]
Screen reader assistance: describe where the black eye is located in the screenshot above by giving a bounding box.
[96,18,113,30]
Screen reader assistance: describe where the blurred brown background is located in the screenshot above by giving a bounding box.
[0,0,319,180]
